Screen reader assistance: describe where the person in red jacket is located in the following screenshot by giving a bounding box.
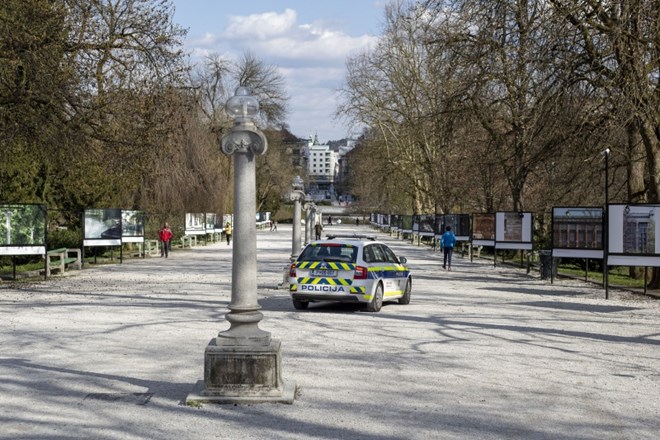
[159,223,173,258]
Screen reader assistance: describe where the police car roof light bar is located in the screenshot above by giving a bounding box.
[326,234,376,241]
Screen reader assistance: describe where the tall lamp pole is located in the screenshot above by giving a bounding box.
[187,87,295,404]
[289,176,305,259]
[304,197,315,245]
[603,148,610,299]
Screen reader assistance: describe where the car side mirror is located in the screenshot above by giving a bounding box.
[398,257,407,264]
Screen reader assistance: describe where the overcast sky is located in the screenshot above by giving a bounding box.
[170,1,387,142]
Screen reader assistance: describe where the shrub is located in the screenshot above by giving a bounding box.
[47,228,82,250]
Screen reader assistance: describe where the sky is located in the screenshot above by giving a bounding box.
[169,1,387,143]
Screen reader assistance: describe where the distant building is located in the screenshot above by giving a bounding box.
[280,129,308,173]
[303,133,336,200]
[307,134,338,179]
[291,132,357,202]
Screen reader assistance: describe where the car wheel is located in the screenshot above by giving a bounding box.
[398,278,411,305]
[366,283,383,312]
[292,299,309,310]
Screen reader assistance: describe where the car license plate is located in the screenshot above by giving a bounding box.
[310,269,338,277]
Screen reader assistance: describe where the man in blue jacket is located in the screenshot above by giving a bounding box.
[440,226,456,270]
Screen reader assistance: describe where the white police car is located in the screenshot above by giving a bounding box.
[288,234,412,312]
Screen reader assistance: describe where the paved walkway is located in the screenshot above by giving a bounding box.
[1,224,659,439]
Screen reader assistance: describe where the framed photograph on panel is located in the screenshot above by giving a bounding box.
[608,204,660,266]
[495,212,533,250]
[83,209,122,246]
[552,207,603,259]
[121,210,145,243]
[185,213,206,236]
[417,215,435,237]
[442,214,471,241]
[0,204,47,255]
[400,215,413,233]
[472,213,495,247]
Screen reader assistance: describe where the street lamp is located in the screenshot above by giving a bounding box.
[188,87,295,404]
[603,148,610,299]
[289,176,306,259]
[304,195,314,245]
[311,204,318,237]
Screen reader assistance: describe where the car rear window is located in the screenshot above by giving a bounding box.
[298,244,358,263]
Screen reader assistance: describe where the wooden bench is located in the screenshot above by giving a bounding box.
[47,248,82,276]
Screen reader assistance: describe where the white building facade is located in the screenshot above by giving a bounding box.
[303,134,355,203]
[306,135,338,180]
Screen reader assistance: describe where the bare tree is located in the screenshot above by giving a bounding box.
[551,0,660,204]
[191,51,291,217]
[550,0,660,285]
[338,2,470,214]
[431,0,584,211]
[66,0,187,97]
[233,51,289,128]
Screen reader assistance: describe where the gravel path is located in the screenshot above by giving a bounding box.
[1,224,658,439]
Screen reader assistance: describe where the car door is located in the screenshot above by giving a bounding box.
[363,244,385,293]
[370,244,397,295]
[380,244,405,294]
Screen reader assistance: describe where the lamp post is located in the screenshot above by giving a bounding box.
[603,148,610,299]
[310,204,318,238]
[187,87,295,404]
[304,196,314,245]
[289,176,305,259]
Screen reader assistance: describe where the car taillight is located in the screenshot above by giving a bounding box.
[289,263,297,278]
[354,265,368,280]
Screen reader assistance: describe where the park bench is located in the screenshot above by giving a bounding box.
[46,248,82,276]
[181,235,197,248]
[144,239,160,257]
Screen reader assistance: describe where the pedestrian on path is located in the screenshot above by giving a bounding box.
[314,222,323,240]
[272,220,278,232]
[224,222,232,245]
[440,226,456,270]
[158,223,173,258]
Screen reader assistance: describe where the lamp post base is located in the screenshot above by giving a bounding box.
[186,338,296,405]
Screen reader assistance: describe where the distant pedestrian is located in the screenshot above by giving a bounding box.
[158,223,173,258]
[440,226,456,270]
[314,222,323,240]
[272,220,278,232]
[328,215,333,226]
[224,222,232,245]
[356,218,360,226]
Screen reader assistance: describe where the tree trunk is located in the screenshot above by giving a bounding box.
[640,122,660,288]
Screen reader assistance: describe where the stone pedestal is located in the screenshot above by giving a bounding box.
[186,339,295,405]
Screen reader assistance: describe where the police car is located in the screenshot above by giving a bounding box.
[288,234,412,312]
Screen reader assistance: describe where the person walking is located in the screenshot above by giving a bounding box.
[224,222,232,245]
[158,223,173,258]
[314,222,323,240]
[272,220,278,232]
[440,226,456,270]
